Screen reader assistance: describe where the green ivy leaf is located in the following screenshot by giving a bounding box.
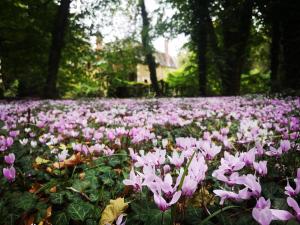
[52,212,69,225]
[35,201,48,223]
[262,182,279,198]
[72,179,91,191]
[86,219,97,225]
[67,201,93,221]
[5,213,19,225]
[235,213,256,225]
[287,220,300,225]
[273,197,288,210]
[50,193,64,205]
[200,205,240,225]
[102,177,114,186]
[15,192,37,211]
[98,166,112,174]
[108,158,120,167]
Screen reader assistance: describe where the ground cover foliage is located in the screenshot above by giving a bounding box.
[0,96,299,225]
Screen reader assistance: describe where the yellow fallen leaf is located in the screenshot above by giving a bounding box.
[190,187,215,207]
[35,157,50,165]
[99,198,128,225]
[59,144,67,150]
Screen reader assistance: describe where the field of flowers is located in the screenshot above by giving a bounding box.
[0,97,300,225]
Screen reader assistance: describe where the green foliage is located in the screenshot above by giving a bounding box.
[108,79,150,97]
[0,0,56,97]
[166,51,222,96]
[52,212,69,225]
[50,192,65,205]
[241,69,270,94]
[67,201,93,221]
[127,199,172,225]
[166,52,198,97]
[15,192,38,211]
[96,38,145,97]
[0,0,105,98]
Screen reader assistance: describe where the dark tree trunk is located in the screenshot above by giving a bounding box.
[0,40,3,98]
[44,0,71,98]
[280,0,300,91]
[190,0,209,96]
[221,0,254,96]
[139,0,161,96]
[207,13,225,76]
[270,12,280,92]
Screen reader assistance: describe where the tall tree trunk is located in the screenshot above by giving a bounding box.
[190,0,209,96]
[139,0,161,96]
[280,0,300,91]
[221,0,254,96]
[207,13,225,75]
[0,40,4,98]
[270,12,280,92]
[44,0,71,98]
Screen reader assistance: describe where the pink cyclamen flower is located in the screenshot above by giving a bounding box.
[123,169,143,192]
[3,167,16,182]
[254,143,264,156]
[4,153,15,165]
[116,214,126,225]
[280,140,291,153]
[153,190,181,212]
[287,197,300,221]
[9,130,19,138]
[265,146,282,157]
[200,141,221,160]
[57,150,69,161]
[221,152,245,173]
[181,175,198,197]
[285,168,300,197]
[128,148,138,162]
[6,137,14,147]
[236,174,261,198]
[159,173,178,197]
[252,197,293,225]
[107,131,115,141]
[253,161,268,176]
[163,165,171,174]
[168,151,184,168]
[213,189,240,205]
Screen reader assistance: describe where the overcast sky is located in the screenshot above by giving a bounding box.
[146,0,188,56]
[71,0,188,57]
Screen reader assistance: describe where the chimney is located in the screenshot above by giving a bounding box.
[95,32,103,50]
[164,39,170,67]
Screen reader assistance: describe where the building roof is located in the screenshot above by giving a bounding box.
[154,51,177,68]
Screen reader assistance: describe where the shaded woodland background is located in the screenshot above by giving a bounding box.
[0,0,299,98]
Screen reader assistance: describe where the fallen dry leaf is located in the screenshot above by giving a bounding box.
[99,198,128,225]
[50,186,57,193]
[79,172,85,180]
[25,215,35,225]
[53,153,82,169]
[113,168,122,175]
[29,183,42,193]
[46,167,53,173]
[35,157,50,165]
[46,206,52,218]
